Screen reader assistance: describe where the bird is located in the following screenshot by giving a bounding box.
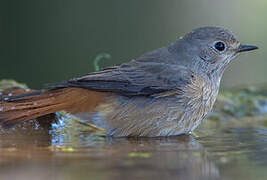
[0,26,258,137]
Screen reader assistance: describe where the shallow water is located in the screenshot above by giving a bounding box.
[0,116,267,180]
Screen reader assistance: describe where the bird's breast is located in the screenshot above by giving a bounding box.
[179,74,218,132]
[185,74,218,111]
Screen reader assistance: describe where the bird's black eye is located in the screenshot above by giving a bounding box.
[214,41,225,51]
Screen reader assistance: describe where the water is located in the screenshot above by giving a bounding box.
[0,116,267,180]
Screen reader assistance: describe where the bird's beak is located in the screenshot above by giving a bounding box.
[237,44,258,53]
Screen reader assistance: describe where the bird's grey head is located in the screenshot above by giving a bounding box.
[169,26,258,81]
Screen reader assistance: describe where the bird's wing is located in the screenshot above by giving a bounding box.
[51,59,194,96]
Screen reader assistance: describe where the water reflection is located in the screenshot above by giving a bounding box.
[0,125,219,180]
[1,118,267,179]
[199,126,267,166]
[102,136,219,180]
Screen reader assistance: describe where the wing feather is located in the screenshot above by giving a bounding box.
[51,59,194,96]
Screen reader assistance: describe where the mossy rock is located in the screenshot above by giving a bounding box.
[0,79,28,91]
[210,86,267,121]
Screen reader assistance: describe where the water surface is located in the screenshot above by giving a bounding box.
[0,116,267,180]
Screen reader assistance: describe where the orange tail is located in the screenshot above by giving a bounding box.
[0,87,103,127]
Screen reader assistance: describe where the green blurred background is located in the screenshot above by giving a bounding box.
[0,0,265,89]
